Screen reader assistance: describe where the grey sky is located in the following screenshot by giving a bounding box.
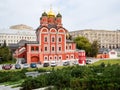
[0,0,120,31]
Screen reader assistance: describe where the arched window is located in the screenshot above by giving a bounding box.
[52,37,55,42]
[44,36,47,42]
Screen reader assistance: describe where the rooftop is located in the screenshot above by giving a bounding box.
[0,28,36,35]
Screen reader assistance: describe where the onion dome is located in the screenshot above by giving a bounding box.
[42,12,47,16]
[56,13,62,18]
[40,17,42,20]
[47,8,55,16]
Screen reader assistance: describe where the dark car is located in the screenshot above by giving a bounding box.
[2,64,12,70]
[63,61,70,66]
[30,63,37,68]
[43,62,49,67]
[15,64,21,69]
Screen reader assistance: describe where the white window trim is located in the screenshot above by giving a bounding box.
[58,36,62,42]
[44,45,48,52]
[54,55,57,60]
[58,46,62,52]
[58,55,62,60]
[51,36,55,42]
[70,55,74,59]
[44,36,48,42]
[66,55,69,59]
[49,56,53,60]
[51,45,55,52]
[44,56,48,61]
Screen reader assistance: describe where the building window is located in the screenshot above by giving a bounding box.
[59,56,62,60]
[45,47,47,51]
[58,37,61,42]
[36,47,39,51]
[54,56,57,60]
[52,47,54,51]
[59,47,61,51]
[52,37,55,42]
[31,47,34,51]
[69,45,71,49]
[44,56,48,60]
[71,55,74,59]
[66,55,69,59]
[49,56,52,60]
[44,37,47,42]
[66,46,68,49]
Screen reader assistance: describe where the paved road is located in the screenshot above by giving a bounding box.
[0,85,21,90]
[0,58,103,70]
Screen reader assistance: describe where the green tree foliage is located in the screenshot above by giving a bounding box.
[0,64,120,90]
[90,40,99,57]
[20,64,120,90]
[0,45,13,62]
[74,36,99,57]
[73,36,91,56]
[3,40,7,47]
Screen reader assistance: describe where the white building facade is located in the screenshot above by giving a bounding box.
[0,29,36,46]
[69,29,120,49]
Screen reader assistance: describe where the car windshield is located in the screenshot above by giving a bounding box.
[24,64,28,66]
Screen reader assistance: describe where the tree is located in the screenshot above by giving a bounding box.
[90,40,99,57]
[0,45,13,62]
[74,36,91,56]
[3,40,7,47]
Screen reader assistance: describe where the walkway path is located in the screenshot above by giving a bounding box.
[0,85,21,90]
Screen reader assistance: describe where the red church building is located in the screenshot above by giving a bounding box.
[15,8,79,64]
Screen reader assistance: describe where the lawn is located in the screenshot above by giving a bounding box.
[91,59,120,66]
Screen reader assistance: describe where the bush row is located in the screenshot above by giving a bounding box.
[20,63,120,90]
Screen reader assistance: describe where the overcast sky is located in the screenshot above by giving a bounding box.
[0,0,120,31]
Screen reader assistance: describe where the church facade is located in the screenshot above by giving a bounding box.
[15,9,78,64]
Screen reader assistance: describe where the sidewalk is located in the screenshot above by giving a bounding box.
[0,85,21,90]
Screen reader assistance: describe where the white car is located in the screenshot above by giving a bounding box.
[23,63,29,68]
[86,59,92,64]
[50,61,57,67]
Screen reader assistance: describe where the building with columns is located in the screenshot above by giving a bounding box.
[15,9,78,64]
[0,24,36,46]
[69,29,120,49]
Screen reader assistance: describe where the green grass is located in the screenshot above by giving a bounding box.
[91,59,120,66]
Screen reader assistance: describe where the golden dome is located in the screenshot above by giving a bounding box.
[47,8,55,16]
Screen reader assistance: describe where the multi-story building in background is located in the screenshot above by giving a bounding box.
[69,29,120,49]
[0,24,36,46]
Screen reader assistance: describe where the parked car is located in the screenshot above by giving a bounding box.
[23,63,29,68]
[43,62,49,67]
[30,63,37,68]
[50,61,57,67]
[2,64,12,70]
[21,60,27,64]
[86,59,92,64]
[63,61,70,66]
[73,60,78,65]
[15,64,21,69]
